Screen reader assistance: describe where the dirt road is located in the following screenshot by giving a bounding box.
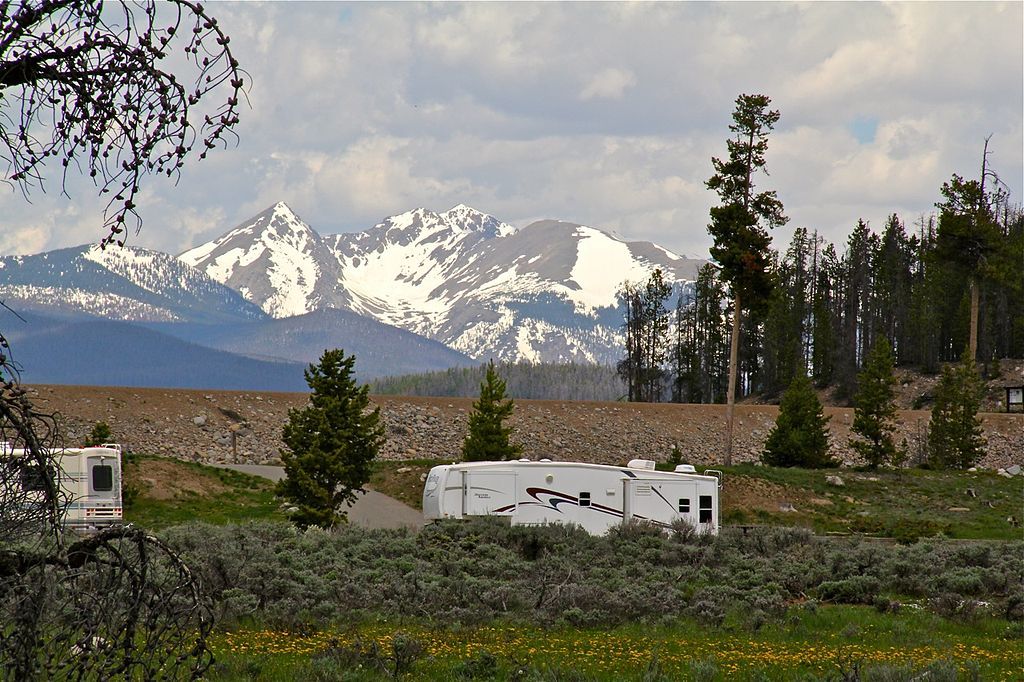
[215,464,425,530]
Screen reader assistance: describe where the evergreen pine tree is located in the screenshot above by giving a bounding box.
[837,220,878,401]
[811,242,839,387]
[928,352,987,469]
[762,373,834,468]
[875,214,914,362]
[461,361,522,461]
[908,216,945,373]
[277,349,385,529]
[618,270,672,402]
[83,421,113,447]
[706,93,787,464]
[693,263,729,403]
[850,337,902,468]
[935,140,1006,361]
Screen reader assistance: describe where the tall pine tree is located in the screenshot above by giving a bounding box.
[277,349,385,529]
[875,214,914,363]
[935,139,1006,361]
[706,93,787,464]
[837,220,878,400]
[618,269,672,402]
[850,337,902,468]
[462,361,522,461]
[694,264,729,402]
[811,241,840,387]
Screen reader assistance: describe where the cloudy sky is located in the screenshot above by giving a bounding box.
[2,1,1021,259]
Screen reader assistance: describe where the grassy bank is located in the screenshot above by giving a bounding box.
[123,454,283,529]
[719,463,1022,541]
[369,459,1024,541]
[123,454,1024,540]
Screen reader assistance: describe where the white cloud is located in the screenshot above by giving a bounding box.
[414,3,545,76]
[0,1,1020,262]
[580,68,637,101]
[0,223,49,257]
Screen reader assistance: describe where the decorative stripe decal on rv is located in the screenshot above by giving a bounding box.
[491,487,669,528]
[651,486,675,511]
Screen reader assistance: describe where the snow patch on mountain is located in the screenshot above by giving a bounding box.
[1,243,265,324]
[265,250,320,317]
[3,285,182,321]
[81,244,215,299]
[179,202,331,318]
[568,226,651,310]
[181,202,705,364]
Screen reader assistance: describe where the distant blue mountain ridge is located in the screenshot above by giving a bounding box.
[0,310,309,391]
[0,242,477,388]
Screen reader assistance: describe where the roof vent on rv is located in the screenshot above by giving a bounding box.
[627,459,656,470]
[674,464,697,474]
[518,458,531,462]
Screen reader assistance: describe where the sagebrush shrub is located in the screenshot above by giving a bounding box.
[817,575,882,604]
[159,520,1023,630]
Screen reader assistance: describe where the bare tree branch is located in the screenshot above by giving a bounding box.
[1,4,238,675]
[0,0,246,247]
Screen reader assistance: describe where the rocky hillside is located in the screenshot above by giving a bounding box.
[26,383,1023,472]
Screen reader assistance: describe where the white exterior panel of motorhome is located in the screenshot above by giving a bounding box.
[1,445,123,529]
[423,459,721,536]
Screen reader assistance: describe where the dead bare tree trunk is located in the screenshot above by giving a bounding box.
[725,291,741,466]
[969,278,979,361]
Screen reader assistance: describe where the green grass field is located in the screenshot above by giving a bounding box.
[719,463,1023,541]
[123,454,284,529]
[204,607,1023,681]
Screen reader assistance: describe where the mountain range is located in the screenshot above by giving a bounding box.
[179,202,703,364]
[1,203,705,389]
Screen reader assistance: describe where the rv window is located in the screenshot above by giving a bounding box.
[92,464,114,492]
[678,498,690,513]
[578,491,591,507]
[699,495,713,523]
[21,464,54,492]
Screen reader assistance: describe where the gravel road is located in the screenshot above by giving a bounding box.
[215,464,425,530]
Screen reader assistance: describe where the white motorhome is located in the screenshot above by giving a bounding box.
[423,458,721,536]
[1,444,123,529]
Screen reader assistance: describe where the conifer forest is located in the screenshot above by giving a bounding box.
[632,168,1023,406]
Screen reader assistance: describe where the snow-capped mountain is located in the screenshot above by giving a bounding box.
[0,238,476,382]
[182,203,705,364]
[179,202,519,320]
[0,244,266,323]
[178,202,342,319]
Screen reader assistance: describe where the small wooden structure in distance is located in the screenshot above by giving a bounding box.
[1006,386,1024,413]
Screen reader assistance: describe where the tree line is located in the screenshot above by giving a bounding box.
[619,129,1022,410]
[371,361,626,401]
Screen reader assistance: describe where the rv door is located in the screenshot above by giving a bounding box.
[83,454,121,525]
[463,470,516,516]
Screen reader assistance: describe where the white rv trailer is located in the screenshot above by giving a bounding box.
[423,458,721,536]
[1,444,123,529]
